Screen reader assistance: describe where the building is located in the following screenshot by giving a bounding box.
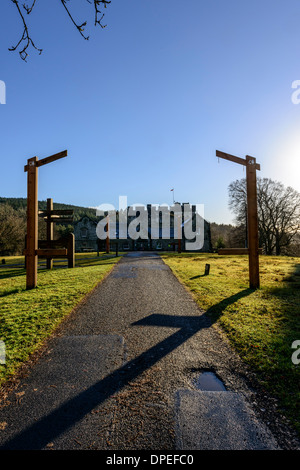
[74,204,212,253]
[74,216,98,253]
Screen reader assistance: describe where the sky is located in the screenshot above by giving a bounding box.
[0,0,300,225]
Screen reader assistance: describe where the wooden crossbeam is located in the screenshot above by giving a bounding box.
[36,150,68,169]
[24,150,67,172]
[38,239,69,248]
[38,209,73,216]
[23,248,68,256]
[216,150,260,171]
[40,217,74,224]
[216,150,247,167]
[36,249,68,257]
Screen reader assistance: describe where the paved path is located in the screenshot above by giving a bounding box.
[0,252,296,450]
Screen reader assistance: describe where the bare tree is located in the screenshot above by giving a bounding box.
[9,0,111,61]
[228,177,300,255]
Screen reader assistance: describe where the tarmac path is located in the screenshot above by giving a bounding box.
[0,252,299,450]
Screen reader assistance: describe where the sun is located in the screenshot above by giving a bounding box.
[269,133,300,192]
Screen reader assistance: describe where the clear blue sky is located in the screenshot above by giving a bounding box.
[1,0,300,224]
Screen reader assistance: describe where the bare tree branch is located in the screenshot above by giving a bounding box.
[87,0,111,27]
[9,0,111,60]
[23,0,37,14]
[9,0,42,61]
[60,0,90,40]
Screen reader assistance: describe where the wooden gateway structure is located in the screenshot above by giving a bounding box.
[24,150,74,290]
[38,197,75,270]
[216,150,261,289]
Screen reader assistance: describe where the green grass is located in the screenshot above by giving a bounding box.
[161,252,300,434]
[0,252,121,386]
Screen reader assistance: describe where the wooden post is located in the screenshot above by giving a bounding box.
[46,198,54,270]
[246,155,260,289]
[216,150,261,289]
[67,233,75,268]
[24,150,68,290]
[26,157,38,289]
[24,235,27,269]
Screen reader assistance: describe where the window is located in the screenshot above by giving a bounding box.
[81,227,88,239]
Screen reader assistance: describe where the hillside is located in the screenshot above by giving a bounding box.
[0,197,98,222]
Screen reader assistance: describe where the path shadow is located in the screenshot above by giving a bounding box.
[205,288,254,321]
[0,288,21,298]
[1,289,253,449]
[0,269,26,281]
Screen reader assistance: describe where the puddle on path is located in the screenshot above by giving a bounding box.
[192,371,226,391]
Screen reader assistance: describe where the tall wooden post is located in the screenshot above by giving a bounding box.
[246,156,260,289]
[26,157,38,289]
[216,150,261,289]
[24,150,68,290]
[67,233,75,268]
[46,198,54,270]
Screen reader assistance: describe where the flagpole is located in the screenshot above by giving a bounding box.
[171,188,174,204]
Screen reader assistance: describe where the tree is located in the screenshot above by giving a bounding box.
[215,236,225,250]
[9,0,111,61]
[228,177,300,255]
[55,223,74,239]
[0,204,26,255]
[210,222,247,250]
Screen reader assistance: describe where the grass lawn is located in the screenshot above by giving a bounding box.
[161,252,300,434]
[0,252,121,386]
